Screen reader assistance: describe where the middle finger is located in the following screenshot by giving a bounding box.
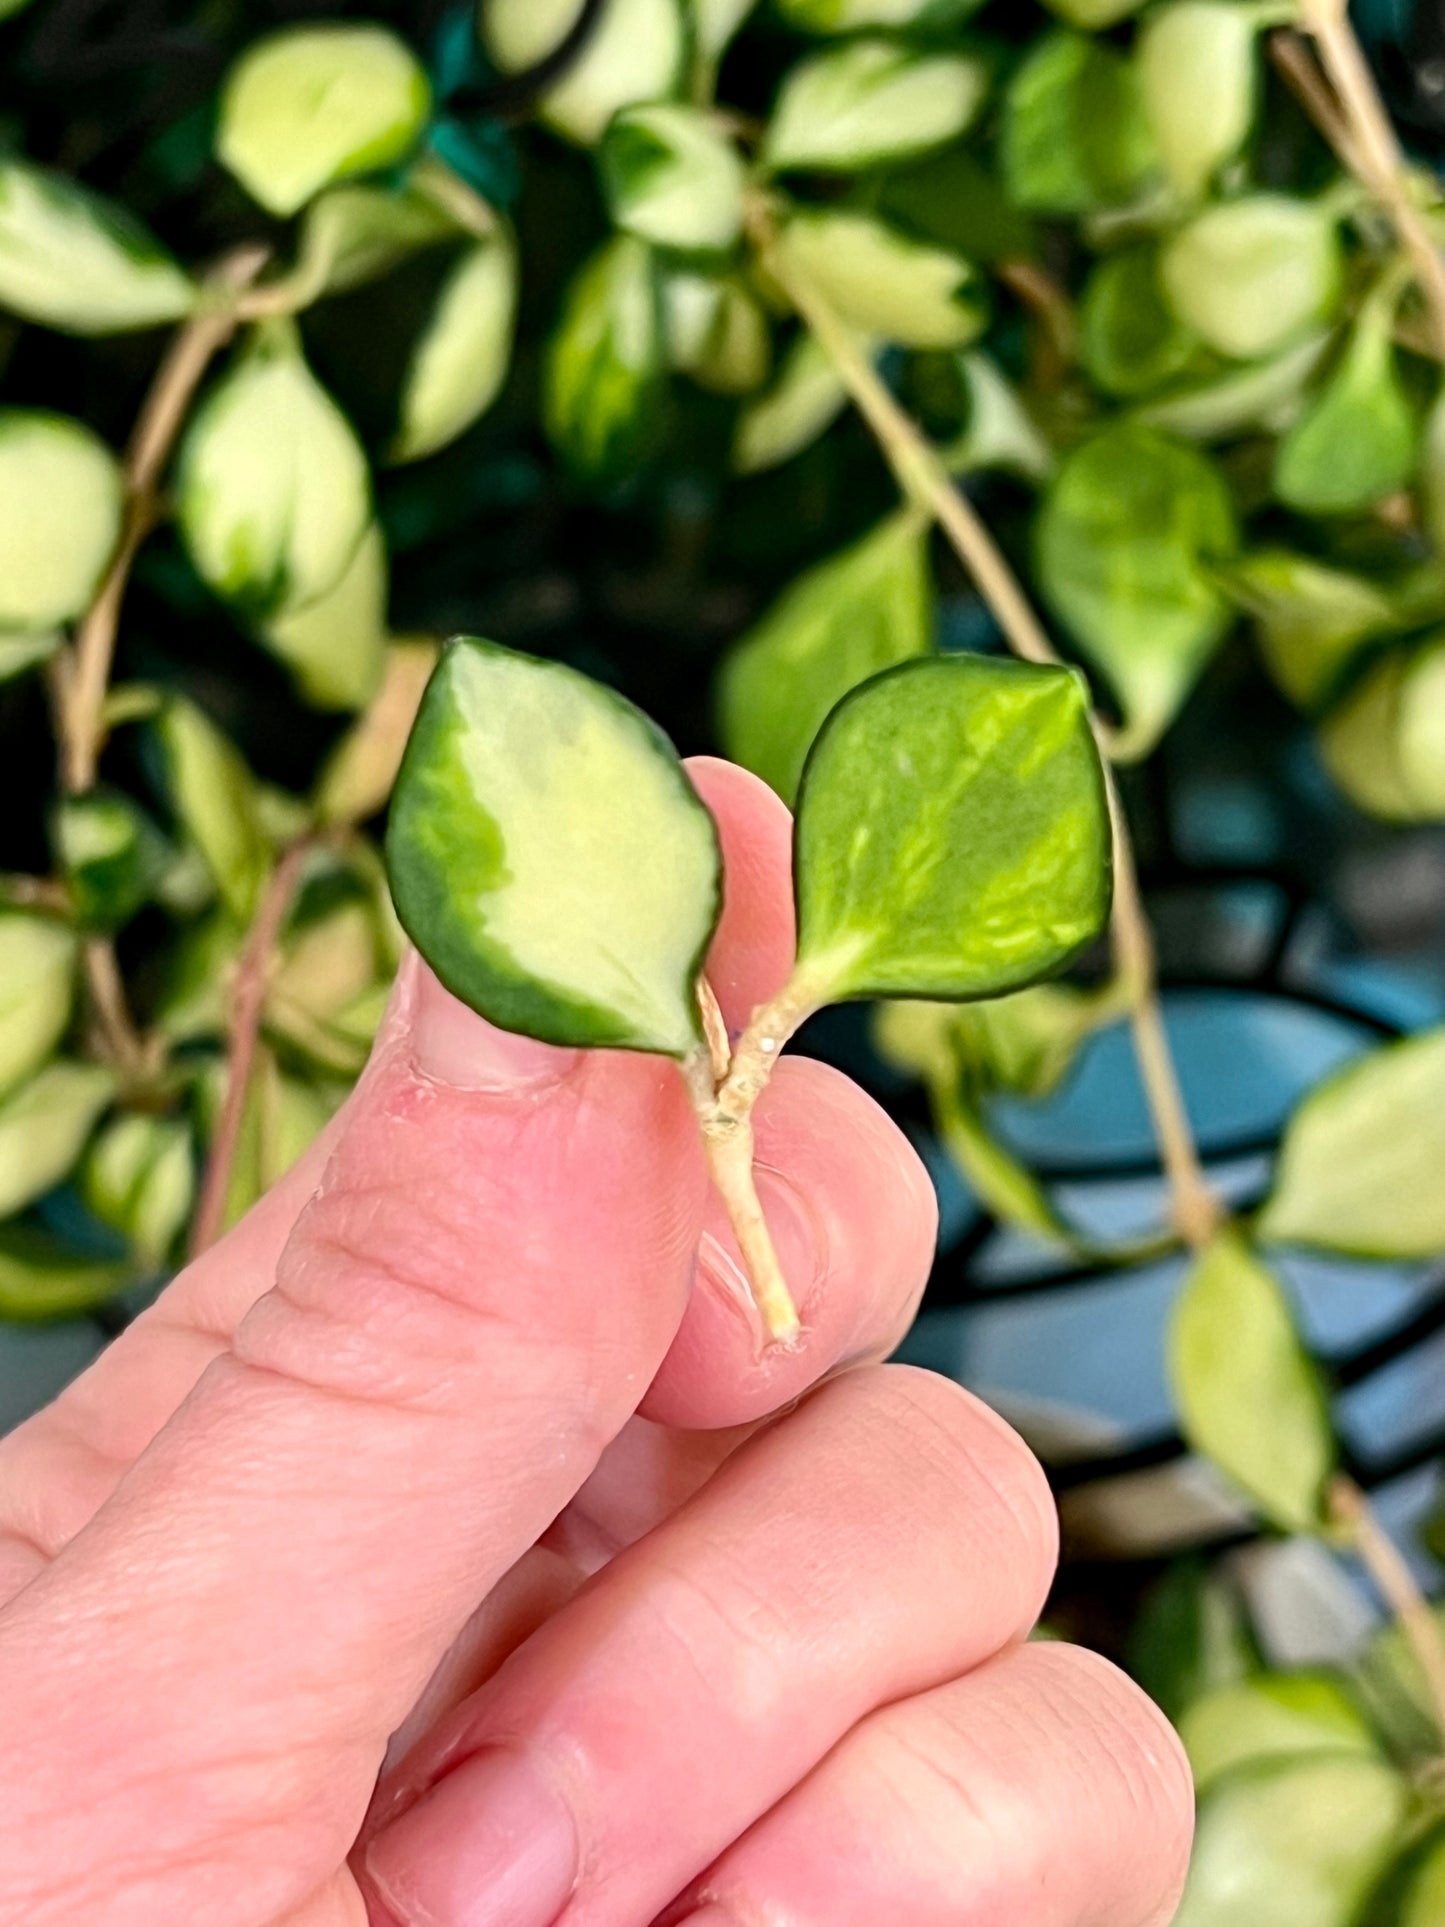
[357,1364,1059,1927]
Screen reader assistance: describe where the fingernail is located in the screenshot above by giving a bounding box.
[698,1166,827,1332]
[364,1746,580,1927]
[410,962,581,1093]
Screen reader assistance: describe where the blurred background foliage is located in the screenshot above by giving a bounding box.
[4,0,1445,1915]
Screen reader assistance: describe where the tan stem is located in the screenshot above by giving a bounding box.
[1288,10,1445,363]
[751,198,1223,1252]
[1104,775,1222,1251]
[82,938,153,1083]
[752,202,1064,677]
[680,972,823,1342]
[697,976,732,1083]
[188,835,316,1259]
[51,246,268,1084]
[60,246,268,796]
[1332,1477,1445,1751]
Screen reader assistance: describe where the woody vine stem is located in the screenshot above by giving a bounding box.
[746,194,1222,1257]
[747,194,1445,1714]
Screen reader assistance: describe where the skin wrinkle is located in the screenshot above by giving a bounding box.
[869,1372,1060,1624]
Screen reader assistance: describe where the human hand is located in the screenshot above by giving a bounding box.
[0,760,1192,1927]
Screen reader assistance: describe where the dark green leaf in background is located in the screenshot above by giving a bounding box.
[1080,245,1200,400]
[544,237,668,484]
[1274,288,1419,515]
[53,790,170,934]
[719,509,933,805]
[1002,30,1157,215]
[1036,423,1238,757]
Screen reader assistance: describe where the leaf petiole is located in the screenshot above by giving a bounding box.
[681,967,825,1346]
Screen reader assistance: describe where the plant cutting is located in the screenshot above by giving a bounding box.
[385,638,1110,1338]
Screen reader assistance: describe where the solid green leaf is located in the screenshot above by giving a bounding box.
[0,160,195,335]
[1132,331,1330,441]
[1041,0,1141,23]
[1036,423,1238,757]
[1220,551,1400,708]
[792,655,1111,1004]
[1173,1754,1406,1927]
[177,321,372,619]
[933,1081,1071,1243]
[778,0,983,29]
[157,699,273,919]
[1274,292,1418,515]
[601,104,745,256]
[1317,637,1445,822]
[1002,30,1157,216]
[774,209,985,350]
[53,789,169,933]
[950,981,1108,1098]
[0,410,122,632]
[1180,1674,1378,1794]
[732,329,853,473]
[1126,1558,1259,1723]
[0,1061,116,1219]
[0,915,76,1102]
[0,1225,128,1322]
[1080,246,1199,400]
[764,39,987,175]
[216,25,430,218]
[386,637,722,1055]
[1421,385,1445,558]
[1139,2,1265,201]
[1162,195,1343,361]
[718,510,933,805]
[390,228,518,463]
[665,273,771,394]
[482,0,685,147]
[544,236,667,484]
[81,1114,194,1269]
[1169,1232,1334,1533]
[1402,1834,1445,1926]
[874,983,1103,1100]
[1259,1027,1445,1258]
[260,521,388,712]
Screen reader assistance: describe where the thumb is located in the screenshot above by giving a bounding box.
[0,957,703,1927]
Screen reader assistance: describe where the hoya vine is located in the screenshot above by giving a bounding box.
[4,0,1445,1912]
